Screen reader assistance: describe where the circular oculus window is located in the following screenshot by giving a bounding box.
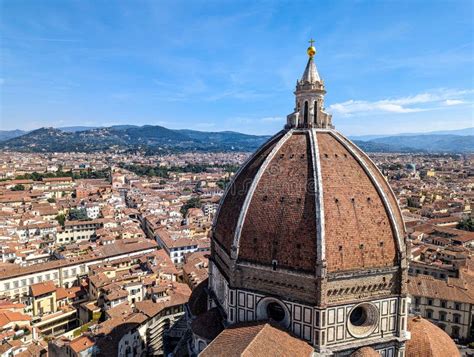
[256,297,291,328]
[266,302,286,322]
[347,303,379,338]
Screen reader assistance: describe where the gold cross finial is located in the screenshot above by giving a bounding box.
[307,38,316,57]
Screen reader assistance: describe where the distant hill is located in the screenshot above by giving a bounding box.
[58,126,98,132]
[1,125,472,153]
[0,129,27,141]
[420,127,473,136]
[110,125,140,130]
[2,128,77,152]
[352,140,412,153]
[369,134,474,153]
[0,125,137,141]
[0,126,196,152]
[0,125,270,153]
[350,127,473,141]
[177,129,271,149]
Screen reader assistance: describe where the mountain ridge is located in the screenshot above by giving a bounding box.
[349,127,473,141]
[0,125,472,153]
[3,126,472,142]
[0,125,271,153]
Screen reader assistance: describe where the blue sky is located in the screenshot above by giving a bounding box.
[1,0,473,135]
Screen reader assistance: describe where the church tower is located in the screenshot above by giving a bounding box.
[199,41,411,356]
[287,40,333,129]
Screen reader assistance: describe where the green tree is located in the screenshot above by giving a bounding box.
[47,197,56,203]
[31,172,42,181]
[16,169,109,181]
[457,217,474,232]
[11,184,25,191]
[217,178,230,190]
[68,208,89,221]
[180,197,202,216]
[56,214,66,227]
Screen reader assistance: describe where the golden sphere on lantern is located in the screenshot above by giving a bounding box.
[307,46,316,57]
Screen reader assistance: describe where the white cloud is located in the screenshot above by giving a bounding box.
[329,89,473,116]
[443,99,464,106]
[330,100,424,115]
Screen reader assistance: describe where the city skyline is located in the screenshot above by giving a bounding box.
[0,2,472,355]
[1,0,473,135]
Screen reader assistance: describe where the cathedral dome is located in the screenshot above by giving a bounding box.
[204,42,410,356]
[213,128,405,274]
[406,316,460,357]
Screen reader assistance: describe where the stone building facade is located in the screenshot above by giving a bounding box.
[409,274,474,340]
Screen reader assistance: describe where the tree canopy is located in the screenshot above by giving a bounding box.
[68,208,89,221]
[180,197,202,217]
[11,184,25,191]
[457,217,474,232]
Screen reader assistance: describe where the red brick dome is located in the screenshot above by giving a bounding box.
[406,316,460,357]
[205,44,411,356]
[213,129,405,273]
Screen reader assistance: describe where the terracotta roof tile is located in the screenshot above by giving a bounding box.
[200,321,313,357]
[212,129,403,273]
[30,281,56,297]
[406,316,460,357]
[69,336,95,354]
[239,132,317,272]
[408,274,474,304]
[317,132,398,272]
[214,132,284,254]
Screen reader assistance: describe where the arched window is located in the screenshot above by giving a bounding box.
[439,311,446,321]
[303,101,308,125]
[314,100,318,124]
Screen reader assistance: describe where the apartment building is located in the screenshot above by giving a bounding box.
[55,220,104,244]
[0,240,158,300]
[408,274,474,340]
[154,228,199,265]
